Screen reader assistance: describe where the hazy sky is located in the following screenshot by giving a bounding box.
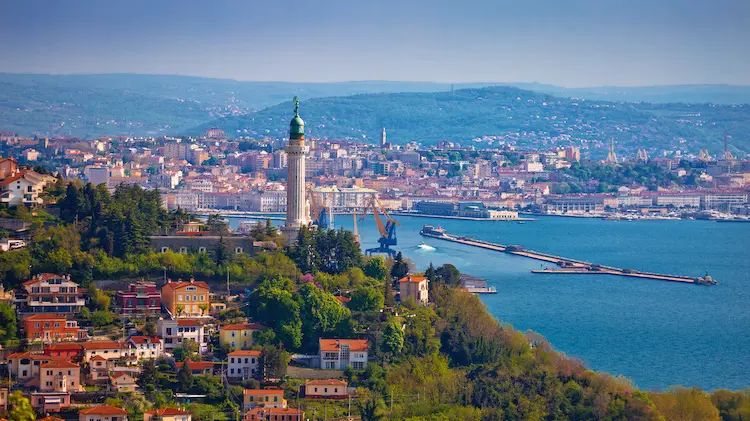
[2,0,749,87]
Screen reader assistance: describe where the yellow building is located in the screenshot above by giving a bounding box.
[219,322,264,350]
[161,279,210,318]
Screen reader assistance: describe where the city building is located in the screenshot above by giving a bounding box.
[398,275,429,305]
[158,318,208,354]
[7,352,65,381]
[127,336,163,360]
[39,361,81,392]
[31,391,71,413]
[174,360,214,376]
[302,379,348,399]
[144,408,192,421]
[109,372,138,393]
[219,323,265,350]
[160,279,211,318]
[18,274,86,316]
[702,192,748,211]
[84,166,109,186]
[227,350,261,380]
[116,282,161,316]
[243,389,287,411]
[0,170,48,206]
[23,314,88,343]
[80,341,128,362]
[79,405,129,421]
[281,98,309,244]
[44,343,84,360]
[244,408,303,421]
[319,339,369,370]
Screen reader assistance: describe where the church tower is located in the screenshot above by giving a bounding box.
[380,127,387,148]
[281,97,309,244]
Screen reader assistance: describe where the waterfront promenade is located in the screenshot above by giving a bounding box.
[421,228,708,285]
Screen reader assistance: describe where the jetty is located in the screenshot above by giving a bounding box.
[420,225,716,285]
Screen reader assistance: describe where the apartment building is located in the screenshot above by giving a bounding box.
[161,279,210,318]
[319,339,369,370]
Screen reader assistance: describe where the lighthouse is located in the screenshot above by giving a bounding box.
[281,97,309,244]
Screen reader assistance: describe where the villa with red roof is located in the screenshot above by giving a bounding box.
[144,408,191,421]
[243,389,287,411]
[303,379,348,399]
[319,339,369,370]
[79,405,128,421]
[127,336,163,360]
[158,318,208,354]
[219,322,264,350]
[244,408,302,421]
[161,279,210,318]
[398,275,429,305]
[227,350,261,380]
[18,274,85,316]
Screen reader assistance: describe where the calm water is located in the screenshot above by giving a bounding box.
[229,215,750,391]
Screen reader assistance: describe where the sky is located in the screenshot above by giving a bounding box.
[1,0,749,87]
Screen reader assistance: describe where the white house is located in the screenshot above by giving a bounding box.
[319,339,368,370]
[127,336,163,360]
[157,318,208,354]
[0,170,48,206]
[227,350,261,380]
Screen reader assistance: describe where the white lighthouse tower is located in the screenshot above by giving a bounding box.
[281,97,309,244]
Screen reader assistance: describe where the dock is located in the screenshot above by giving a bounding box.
[421,227,715,285]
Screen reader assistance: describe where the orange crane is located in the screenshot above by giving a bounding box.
[359,196,399,257]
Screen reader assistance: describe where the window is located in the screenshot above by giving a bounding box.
[186,286,197,291]
[198,246,206,253]
[179,247,187,254]
[178,295,183,301]
[200,295,205,301]
[193,295,197,301]
[161,247,170,253]
[235,247,243,254]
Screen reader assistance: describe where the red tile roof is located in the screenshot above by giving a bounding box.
[221,323,264,331]
[24,314,67,321]
[37,417,65,421]
[243,389,284,395]
[46,343,84,351]
[305,379,347,386]
[398,275,428,284]
[177,319,202,327]
[41,361,79,369]
[319,339,369,352]
[175,360,214,371]
[79,405,128,415]
[23,273,66,286]
[128,336,162,344]
[81,341,127,350]
[228,350,261,357]
[335,296,351,303]
[162,280,210,290]
[145,408,190,416]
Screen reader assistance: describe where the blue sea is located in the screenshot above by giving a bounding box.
[229,214,750,391]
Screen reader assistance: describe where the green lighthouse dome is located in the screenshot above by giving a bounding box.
[289,97,304,139]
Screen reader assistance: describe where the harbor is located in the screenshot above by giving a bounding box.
[420,225,717,285]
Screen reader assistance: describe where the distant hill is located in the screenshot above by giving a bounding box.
[193,86,750,157]
[0,73,749,146]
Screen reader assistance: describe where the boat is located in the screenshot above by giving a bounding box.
[417,241,436,251]
[420,224,446,237]
[695,273,719,285]
[517,221,526,225]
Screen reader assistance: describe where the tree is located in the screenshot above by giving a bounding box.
[424,262,437,282]
[0,302,18,343]
[248,277,302,350]
[435,264,460,286]
[651,387,721,421]
[363,257,388,282]
[90,310,115,327]
[176,360,193,390]
[259,345,289,381]
[215,236,229,266]
[390,252,409,280]
[138,359,157,391]
[8,391,35,421]
[381,319,404,356]
[297,283,350,350]
[357,392,384,421]
[348,286,385,312]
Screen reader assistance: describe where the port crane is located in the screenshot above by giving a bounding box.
[360,197,399,257]
[308,190,333,230]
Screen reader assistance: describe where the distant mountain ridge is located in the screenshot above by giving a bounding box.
[192,86,750,157]
[1,73,749,147]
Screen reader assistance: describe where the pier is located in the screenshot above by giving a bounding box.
[420,226,715,285]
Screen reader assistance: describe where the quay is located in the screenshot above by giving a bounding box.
[420,225,716,285]
[392,212,536,222]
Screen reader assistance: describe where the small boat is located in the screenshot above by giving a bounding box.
[417,242,436,251]
[517,221,526,225]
